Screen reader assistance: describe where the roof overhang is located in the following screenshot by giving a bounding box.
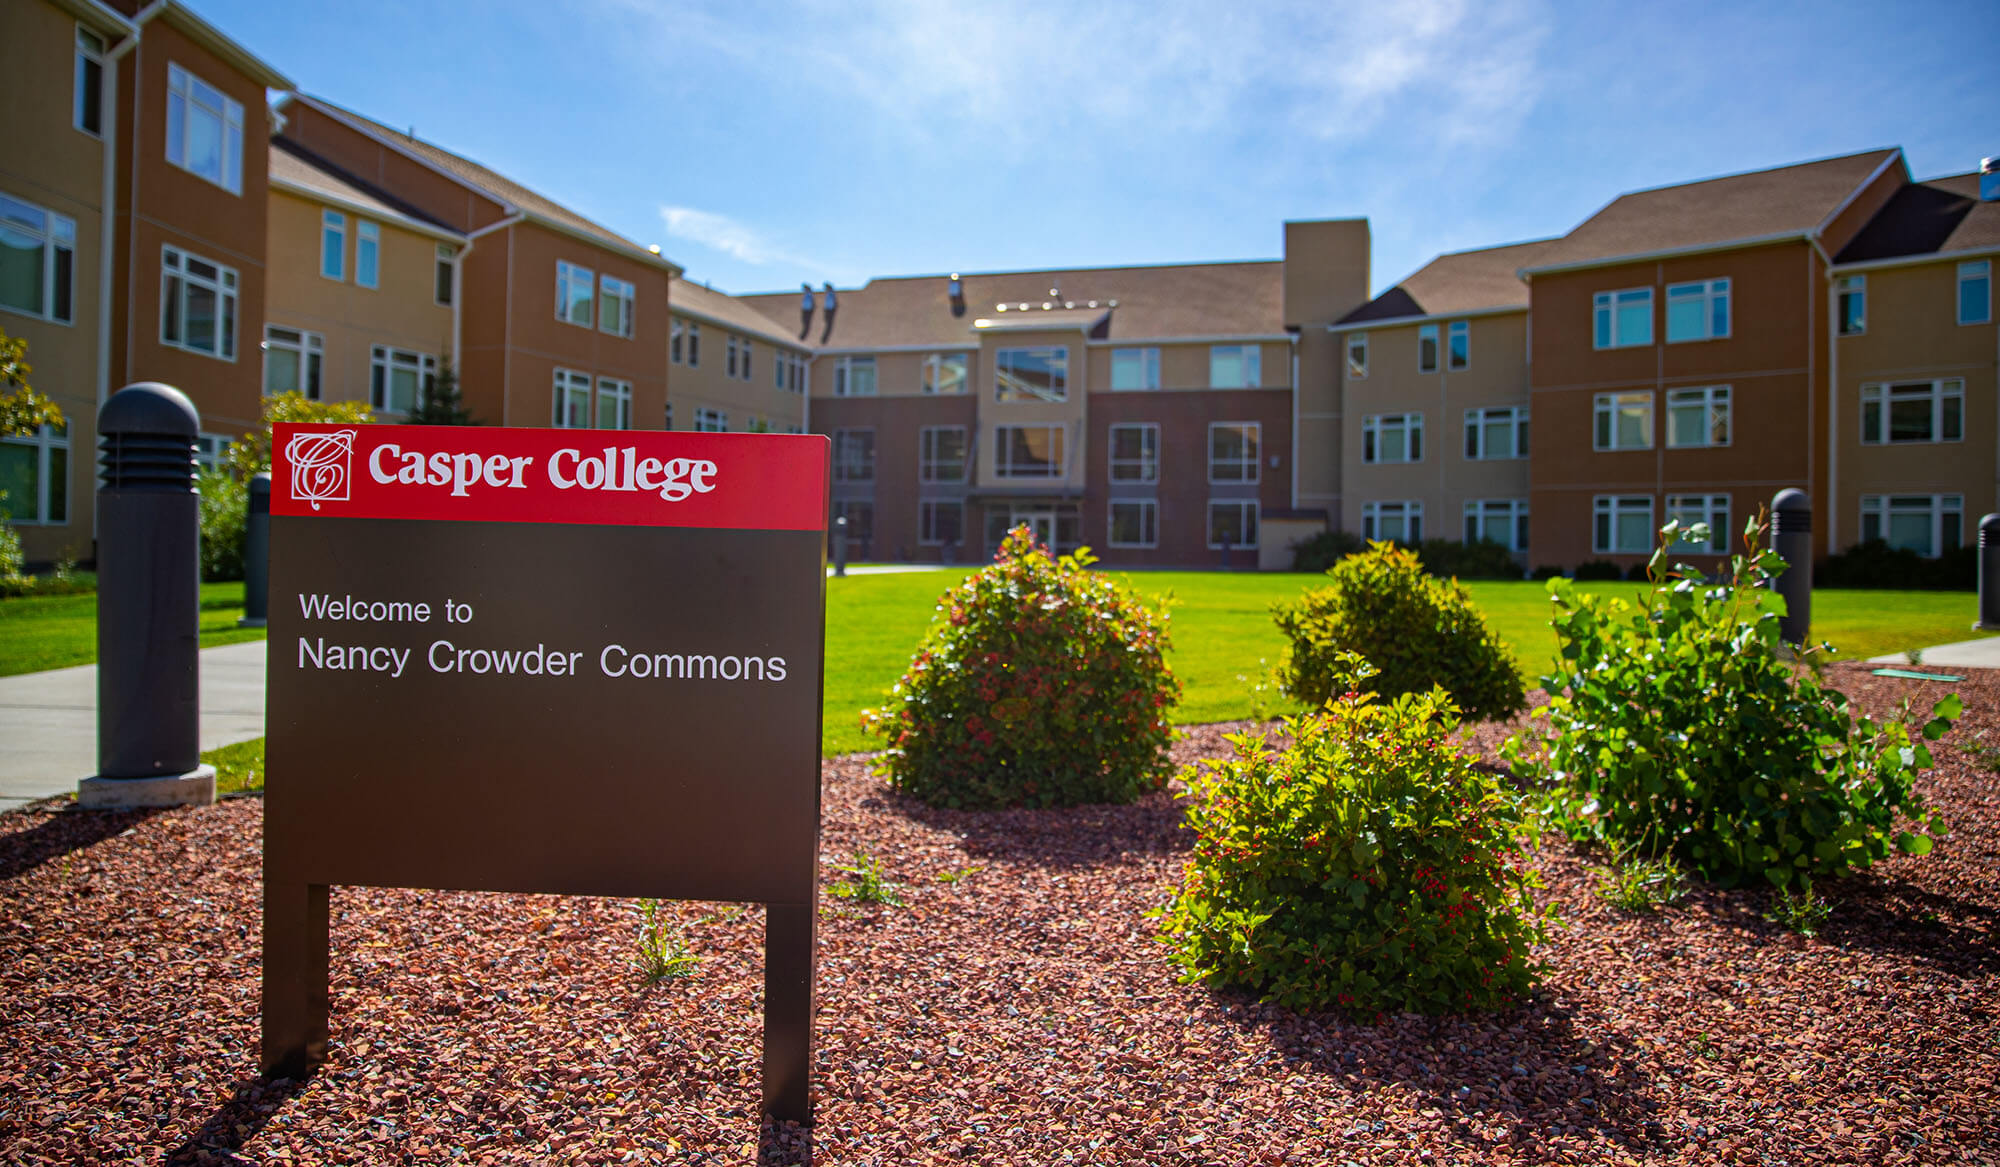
[1084,332,1295,346]
[973,307,1110,332]
[667,302,810,351]
[1518,231,1810,280]
[1324,304,1526,333]
[156,1,294,90]
[50,0,135,36]
[268,175,467,244]
[1829,243,2000,276]
[518,210,682,276]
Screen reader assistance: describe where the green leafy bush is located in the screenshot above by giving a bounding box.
[1413,537,1524,581]
[865,526,1180,809]
[1155,658,1551,1016]
[1273,541,1525,722]
[1505,517,1956,889]
[1289,529,1363,573]
[197,469,247,582]
[1571,560,1623,581]
[1816,539,1975,590]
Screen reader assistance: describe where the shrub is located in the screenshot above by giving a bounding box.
[1413,537,1524,581]
[865,526,1180,809]
[1273,542,1525,722]
[223,392,375,480]
[1505,516,1957,889]
[198,469,247,582]
[1571,560,1623,581]
[1289,529,1363,573]
[0,518,23,588]
[1531,565,1565,581]
[1155,658,1551,1016]
[1816,539,1976,590]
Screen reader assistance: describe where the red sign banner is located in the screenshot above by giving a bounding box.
[271,423,829,531]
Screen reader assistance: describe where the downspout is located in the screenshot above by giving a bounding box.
[1288,332,1300,511]
[456,212,522,407]
[118,2,168,390]
[1810,235,1835,556]
[98,10,142,409]
[801,354,813,435]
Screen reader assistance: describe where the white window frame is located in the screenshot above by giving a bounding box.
[1960,260,1992,326]
[1593,494,1655,555]
[833,428,876,483]
[1462,499,1528,552]
[1111,347,1160,391]
[1593,391,1653,451]
[0,423,69,525]
[1836,274,1865,336]
[166,63,243,195]
[1362,412,1423,464]
[318,210,344,281]
[1860,493,1964,559]
[694,406,726,432]
[741,338,753,382]
[262,325,324,399]
[918,425,967,484]
[1593,287,1653,349]
[599,275,635,338]
[685,321,700,367]
[1108,499,1159,549]
[0,193,77,325]
[1207,421,1261,484]
[834,356,877,397]
[371,345,436,416]
[727,334,740,379]
[193,432,228,472]
[1463,406,1527,460]
[1665,385,1731,449]
[1447,320,1470,370]
[996,346,1069,402]
[923,351,969,395]
[1665,494,1730,553]
[75,27,104,137]
[1208,344,1262,389]
[662,403,674,431]
[1361,500,1421,544]
[1665,278,1731,343]
[160,245,238,360]
[1417,324,1438,374]
[1861,379,1964,445]
[434,244,455,307]
[919,499,965,547]
[550,369,591,428]
[670,318,684,364]
[1108,422,1160,484]
[1207,500,1258,549]
[994,424,1066,480]
[595,376,632,430]
[355,221,380,290]
[556,260,594,328]
[1347,332,1368,379]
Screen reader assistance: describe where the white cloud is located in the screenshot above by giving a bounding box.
[658,204,804,266]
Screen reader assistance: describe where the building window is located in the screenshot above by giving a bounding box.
[1418,324,1438,373]
[1961,260,1992,325]
[1593,495,1654,555]
[834,356,877,397]
[1108,423,1159,483]
[694,407,727,432]
[548,369,589,427]
[373,346,437,415]
[1112,347,1160,391]
[1593,287,1653,348]
[599,275,635,338]
[833,500,873,548]
[194,432,228,471]
[1346,332,1368,379]
[262,326,323,399]
[160,245,237,359]
[996,347,1068,402]
[920,500,965,547]
[596,377,632,430]
[918,426,967,483]
[1209,501,1258,548]
[1593,391,1653,450]
[1666,494,1730,553]
[355,221,380,289]
[786,354,806,394]
[75,28,104,136]
[741,339,753,381]
[995,425,1065,479]
[1463,499,1528,552]
[1447,320,1469,369]
[662,403,673,431]
[556,260,594,327]
[166,63,243,195]
[1208,422,1261,483]
[686,322,700,367]
[1861,494,1963,558]
[1363,413,1423,464]
[1666,385,1731,448]
[1210,345,1262,389]
[1463,406,1527,460]
[0,423,68,526]
[1109,499,1157,548]
[1665,278,1730,342]
[669,319,683,364]
[833,428,875,483]
[317,210,346,281]
[1361,500,1421,543]
[434,244,455,306]
[1836,274,1864,336]
[924,352,968,395]
[727,335,740,378]
[0,194,76,324]
[1861,379,1963,444]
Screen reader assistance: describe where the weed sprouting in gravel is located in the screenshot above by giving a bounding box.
[1766,881,1835,938]
[634,898,700,984]
[934,864,984,885]
[827,850,902,906]
[1592,848,1687,913]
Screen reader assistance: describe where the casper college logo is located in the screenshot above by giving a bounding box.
[287,429,356,511]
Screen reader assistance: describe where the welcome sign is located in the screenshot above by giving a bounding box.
[261,423,829,1123]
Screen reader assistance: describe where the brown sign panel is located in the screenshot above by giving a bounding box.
[262,424,828,1123]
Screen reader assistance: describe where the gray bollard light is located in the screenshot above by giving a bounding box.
[240,472,271,628]
[1978,514,2000,630]
[1220,533,1232,571]
[1770,488,1812,646]
[942,538,956,567]
[833,514,848,577]
[79,383,216,809]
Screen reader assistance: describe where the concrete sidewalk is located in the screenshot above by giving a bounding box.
[1867,634,2000,670]
[0,639,267,808]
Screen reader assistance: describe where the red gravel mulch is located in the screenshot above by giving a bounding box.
[2,661,1996,1165]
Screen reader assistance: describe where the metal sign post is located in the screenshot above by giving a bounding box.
[261,424,829,1124]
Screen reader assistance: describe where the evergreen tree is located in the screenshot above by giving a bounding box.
[406,356,476,425]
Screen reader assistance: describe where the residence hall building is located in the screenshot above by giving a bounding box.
[271,94,678,431]
[1,0,292,565]
[736,218,1372,567]
[665,276,809,434]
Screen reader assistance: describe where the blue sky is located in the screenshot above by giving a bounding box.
[211,0,1997,298]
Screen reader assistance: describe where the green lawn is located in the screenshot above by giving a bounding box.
[0,581,264,676]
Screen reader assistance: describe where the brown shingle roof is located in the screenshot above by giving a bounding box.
[670,277,812,350]
[268,139,459,236]
[737,261,1284,351]
[1835,173,2000,264]
[1337,238,1558,325]
[1524,149,1904,272]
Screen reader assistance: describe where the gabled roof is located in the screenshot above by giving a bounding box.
[1835,173,2000,265]
[1336,238,1558,327]
[1522,149,1904,274]
[669,277,812,351]
[737,260,1286,351]
[154,1,293,90]
[285,94,678,273]
[268,139,463,241]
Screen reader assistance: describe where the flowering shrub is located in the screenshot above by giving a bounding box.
[865,526,1180,809]
[1505,516,1956,889]
[1272,541,1526,722]
[1156,658,1550,1016]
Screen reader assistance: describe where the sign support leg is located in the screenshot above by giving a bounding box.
[261,879,331,1078]
[762,901,815,1125]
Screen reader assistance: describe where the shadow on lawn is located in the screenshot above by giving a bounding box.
[0,803,158,882]
[167,1072,309,1165]
[886,788,1192,870]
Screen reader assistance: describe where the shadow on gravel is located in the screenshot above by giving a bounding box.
[167,1072,308,1165]
[885,790,1192,870]
[0,804,159,882]
[759,1117,813,1166]
[1688,878,2000,977]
